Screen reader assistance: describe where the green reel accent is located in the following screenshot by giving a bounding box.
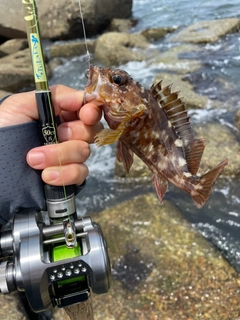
[52,243,85,285]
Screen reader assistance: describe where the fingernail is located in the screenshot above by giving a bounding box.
[58,126,72,140]
[28,151,45,167]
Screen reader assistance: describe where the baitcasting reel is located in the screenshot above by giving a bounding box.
[0,202,110,312]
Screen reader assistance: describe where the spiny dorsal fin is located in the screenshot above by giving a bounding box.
[151,81,194,142]
[151,81,205,174]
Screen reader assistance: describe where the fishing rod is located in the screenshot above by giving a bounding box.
[0,1,110,319]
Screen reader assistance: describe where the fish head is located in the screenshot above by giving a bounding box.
[84,65,148,128]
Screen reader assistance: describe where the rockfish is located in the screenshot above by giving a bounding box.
[84,65,228,208]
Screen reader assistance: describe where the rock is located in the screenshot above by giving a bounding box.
[194,123,240,177]
[0,49,34,92]
[171,18,240,44]
[0,0,26,39]
[234,109,240,130]
[94,32,150,66]
[0,90,12,100]
[0,48,50,92]
[152,43,203,74]
[115,154,149,179]
[141,26,177,42]
[50,40,95,59]
[155,72,209,109]
[0,0,133,40]
[109,19,137,33]
[90,194,240,319]
[0,39,28,56]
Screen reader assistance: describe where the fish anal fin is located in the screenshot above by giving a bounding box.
[152,174,168,204]
[191,158,228,208]
[117,141,134,173]
[185,138,205,175]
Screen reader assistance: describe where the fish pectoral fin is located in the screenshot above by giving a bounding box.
[152,174,168,203]
[95,107,146,147]
[117,141,134,173]
[95,114,131,146]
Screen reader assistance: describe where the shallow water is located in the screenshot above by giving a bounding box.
[49,0,240,272]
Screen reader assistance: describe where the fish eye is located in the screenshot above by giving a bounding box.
[112,74,123,85]
[84,69,89,79]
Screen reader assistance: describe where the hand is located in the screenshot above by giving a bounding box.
[0,85,103,186]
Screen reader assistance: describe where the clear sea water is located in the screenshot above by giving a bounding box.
[49,0,240,272]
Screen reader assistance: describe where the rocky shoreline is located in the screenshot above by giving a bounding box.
[0,1,240,319]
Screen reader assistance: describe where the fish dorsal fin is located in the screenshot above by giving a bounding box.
[151,81,193,143]
[150,81,204,175]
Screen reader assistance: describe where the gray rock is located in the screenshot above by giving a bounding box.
[0,90,12,100]
[154,72,208,109]
[50,40,95,59]
[234,109,240,131]
[0,49,33,92]
[0,39,28,56]
[0,0,133,40]
[141,26,177,42]
[90,194,240,319]
[94,32,150,66]
[0,0,26,39]
[194,123,240,177]
[152,44,203,74]
[170,18,240,44]
[0,48,50,92]
[109,18,137,33]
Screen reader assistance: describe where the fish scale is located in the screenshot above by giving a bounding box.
[84,65,228,208]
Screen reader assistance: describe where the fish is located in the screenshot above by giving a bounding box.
[84,65,228,208]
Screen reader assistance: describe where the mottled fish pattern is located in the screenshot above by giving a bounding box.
[84,65,228,208]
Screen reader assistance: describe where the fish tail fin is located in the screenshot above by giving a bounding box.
[191,158,228,208]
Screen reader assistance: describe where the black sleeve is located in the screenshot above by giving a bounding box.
[0,121,46,225]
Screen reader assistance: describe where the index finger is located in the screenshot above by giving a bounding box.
[50,84,84,115]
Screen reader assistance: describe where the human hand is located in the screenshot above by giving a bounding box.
[0,85,103,186]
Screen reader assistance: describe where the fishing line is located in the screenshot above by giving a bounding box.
[78,0,91,67]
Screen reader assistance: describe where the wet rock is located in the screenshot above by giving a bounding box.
[109,19,137,33]
[50,40,95,59]
[0,48,50,92]
[234,109,240,131]
[141,26,177,42]
[0,39,28,57]
[155,72,209,109]
[0,292,28,320]
[0,0,133,40]
[152,43,203,74]
[91,193,240,319]
[171,18,240,44]
[0,90,12,100]
[194,123,240,177]
[94,32,150,66]
[115,154,149,179]
[0,49,33,92]
[0,0,26,39]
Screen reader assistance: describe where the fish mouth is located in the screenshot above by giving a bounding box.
[84,64,94,89]
[84,65,97,104]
